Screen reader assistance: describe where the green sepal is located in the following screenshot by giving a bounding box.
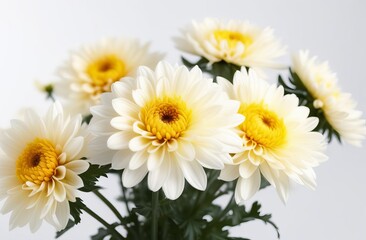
[82,114,93,124]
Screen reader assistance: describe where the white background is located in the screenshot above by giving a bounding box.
[0,0,365,239]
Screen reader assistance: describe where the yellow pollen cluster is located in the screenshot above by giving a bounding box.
[239,103,287,148]
[213,30,253,50]
[141,96,191,141]
[86,54,127,93]
[16,138,59,184]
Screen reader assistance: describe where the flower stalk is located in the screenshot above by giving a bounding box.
[152,190,159,240]
[82,204,124,239]
[93,190,125,225]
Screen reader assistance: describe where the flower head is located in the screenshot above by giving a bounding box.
[218,69,328,203]
[0,102,89,232]
[292,50,366,146]
[174,18,286,70]
[88,61,244,200]
[54,38,164,115]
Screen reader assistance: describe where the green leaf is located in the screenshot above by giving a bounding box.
[91,227,110,240]
[181,56,209,70]
[181,220,204,240]
[91,223,121,240]
[69,198,86,224]
[56,198,86,238]
[211,61,241,81]
[79,163,111,192]
[246,202,280,238]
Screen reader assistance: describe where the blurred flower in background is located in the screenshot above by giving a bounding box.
[54,38,164,116]
[174,18,286,75]
[280,50,366,145]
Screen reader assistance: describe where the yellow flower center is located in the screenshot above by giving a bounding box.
[86,54,127,93]
[16,138,59,184]
[213,30,253,50]
[141,96,192,141]
[239,103,287,148]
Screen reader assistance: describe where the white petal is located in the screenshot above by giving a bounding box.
[147,148,165,171]
[129,151,148,170]
[122,165,148,188]
[176,140,195,161]
[112,149,134,170]
[54,166,67,180]
[63,136,84,160]
[53,180,66,202]
[112,98,139,117]
[239,160,258,178]
[196,148,225,169]
[148,160,170,192]
[107,131,134,150]
[178,160,207,191]
[162,159,185,200]
[238,169,261,201]
[129,136,151,152]
[65,160,89,174]
[55,200,70,230]
[219,164,240,182]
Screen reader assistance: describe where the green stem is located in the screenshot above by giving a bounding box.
[82,204,124,239]
[121,184,132,216]
[119,173,140,238]
[217,193,235,221]
[152,191,159,240]
[93,190,125,224]
[191,170,220,215]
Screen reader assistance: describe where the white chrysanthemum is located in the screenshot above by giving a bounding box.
[174,18,286,70]
[54,38,164,115]
[217,69,328,203]
[88,61,244,200]
[293,50,366,146]
[0,102,89,232]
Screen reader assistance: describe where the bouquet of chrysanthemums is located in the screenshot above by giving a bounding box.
[1,18,365,240]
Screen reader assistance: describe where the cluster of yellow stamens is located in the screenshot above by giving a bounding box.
[16,138,59,184]
[86,54,127,95]
[239,103,287,148]
[213,30,253,56]
[141,96,192,141]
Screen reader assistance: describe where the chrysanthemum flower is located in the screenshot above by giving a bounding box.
[0,102,89,232]
[218,69,328,203]
[292,50,366,146]
[88,61,244,200]
[174,18,286,70]
[54,38,164,115]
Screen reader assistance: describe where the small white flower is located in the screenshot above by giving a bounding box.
[0,102,90,232]
[174,18,286,70]
[292,50,366,146]
[218,69,328,203]
[88,61,244,200]
[54,38,164,115]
